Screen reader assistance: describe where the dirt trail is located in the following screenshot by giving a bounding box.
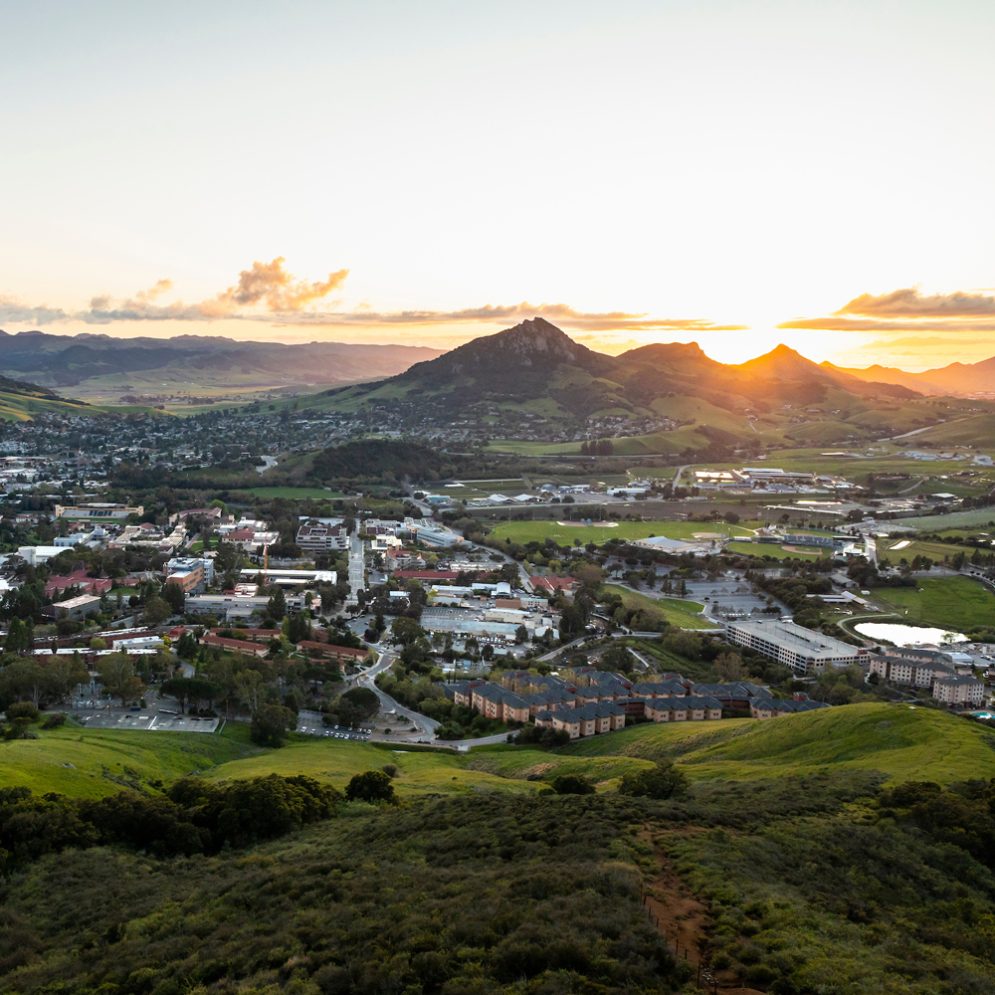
[638,829,764,995]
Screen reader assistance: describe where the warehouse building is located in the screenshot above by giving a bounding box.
[725,619,867,675]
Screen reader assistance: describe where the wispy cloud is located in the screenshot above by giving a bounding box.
[781,286,995,332]
[2,261,742,335]
[838,287,995,318]
[0,296,69,325]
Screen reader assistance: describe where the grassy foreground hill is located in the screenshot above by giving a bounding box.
[3,704,995,993]
[3,703,992,800]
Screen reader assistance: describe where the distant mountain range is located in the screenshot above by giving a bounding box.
[297,317,981,450]
[0,330,444,397]
[825,357,995,397]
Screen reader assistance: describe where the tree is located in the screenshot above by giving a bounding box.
[267,586,287,621]
[514,625,529,645]
[250,703,296,747]
[98,655,145,706]
[345,769,396,804]
[142,594,172,626]
[161,581,185,614]
[618,761,688,799]
[551,774,595,795]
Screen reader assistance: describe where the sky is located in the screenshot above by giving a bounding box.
[2,0,995,370]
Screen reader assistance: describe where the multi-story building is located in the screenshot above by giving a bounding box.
[932,674,985,708]
[296,519,349,552]
[726,619,867,675]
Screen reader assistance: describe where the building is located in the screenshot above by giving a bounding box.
[165,563,206,595]
[535,702,626,739]
[166,556,216,586]
[933,674,985,708]
[54,502,144,521]
[296,519,349,552]
[44,571,113,599]
[297,642,372,668]
[726,619,868,675]
[42,594,104,621]
[202,633,270,658]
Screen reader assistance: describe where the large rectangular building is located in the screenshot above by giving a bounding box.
[726,619,867,675]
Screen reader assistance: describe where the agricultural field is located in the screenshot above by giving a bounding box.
[489,517,754,547]
[871,576,995,630]
[601,583,719,629]
[893,506,995,530]
[879,537,977,564]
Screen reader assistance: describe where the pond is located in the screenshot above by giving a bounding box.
[854,622,968,647]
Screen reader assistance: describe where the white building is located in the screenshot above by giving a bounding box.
[726,619,868,675]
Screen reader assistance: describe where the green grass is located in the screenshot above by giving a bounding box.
[871,576,995,630]
[602,583,718,629]
[4,703,992,800]
[199,738,543,797]
[894,507,995,530]
[725,539,830,560]
[0,725,253,799]
[490,517,753,547]
[231,485,345,500]
[562,702,995,785]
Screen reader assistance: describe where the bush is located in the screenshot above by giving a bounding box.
[41,713,67,729]
[381,764,399,778]
[5,701,39,723]
[345,770,397,805]
[618,762,688,800]
[550,774,596,796]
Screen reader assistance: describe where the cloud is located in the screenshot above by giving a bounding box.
[781,285,995,333]
[838,287,995,318]
[273,302,746,332]
[0,296,69,325]
[3,260,741,335]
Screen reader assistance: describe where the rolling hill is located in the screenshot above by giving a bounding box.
[828,354,995,397]
[0,374,99,421]
[0,329,443,402]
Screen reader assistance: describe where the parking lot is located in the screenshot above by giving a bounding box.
[72,711,221,734]
[684,575,785,621]
[297,710,372,741]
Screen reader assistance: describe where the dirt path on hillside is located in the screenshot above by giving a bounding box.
[638,829,764,995]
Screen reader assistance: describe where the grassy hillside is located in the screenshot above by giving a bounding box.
[0,726,252,798]
[577,702,995,785]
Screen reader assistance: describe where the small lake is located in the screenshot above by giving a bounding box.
[855,622,968,647]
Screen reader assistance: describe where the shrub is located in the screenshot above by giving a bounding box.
[345,770,397,805]
[5,701,39,723]
[42,713,67,729]
[618,762,688,799]
[550,774,595,796]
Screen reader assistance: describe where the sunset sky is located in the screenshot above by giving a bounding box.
[2,1,995,370]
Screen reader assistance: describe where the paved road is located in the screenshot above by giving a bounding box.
[357,650,440,738]
[346,532,366,605]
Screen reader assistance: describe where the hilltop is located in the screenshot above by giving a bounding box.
[289,318,987,450]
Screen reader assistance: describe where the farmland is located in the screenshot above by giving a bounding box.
[489,517,754,547]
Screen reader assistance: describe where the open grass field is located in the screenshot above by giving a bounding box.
[893,507,995,530]
[724,539,829,560]
[489,517,754,547]
[601,583,719,629]
[879,538,976,563]
[871,576,995,630]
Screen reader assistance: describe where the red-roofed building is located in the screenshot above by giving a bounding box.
[298,642,372,667]
[44,571,112,599]
[202,633,269,658]
[530,575,578,596]
[393,570,459,582]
